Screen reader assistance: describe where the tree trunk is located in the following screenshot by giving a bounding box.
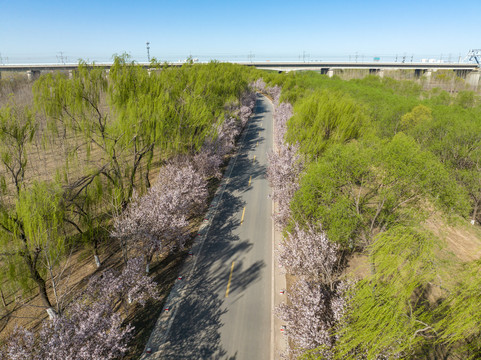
[93,240,101,268]
[23,249,55,315]
[471,199,479,225]
[145,251,153,274]
[0,288,6,308]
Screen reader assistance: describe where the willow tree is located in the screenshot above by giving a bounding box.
[286,90,369,159]
[334,227,443,359]
[33,62,131,267]
[0,101,63,315]
[0,181,66,318]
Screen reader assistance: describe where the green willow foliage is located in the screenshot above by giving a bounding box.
[290,134,467,248]
[261,71,481,358]
[286,90,368,159]
[33,57,253,209]
[0,59,255,310]
[335,227,441,359]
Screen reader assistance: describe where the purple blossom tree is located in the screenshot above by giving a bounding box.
[267,85,282,105]
[87,256,159,306]
[251,78,266,93]
[155,160,209,217]
[240,91,256,127]
[276,279,334,358]
[193,148,223,179]
[1,255,160,359]
[267,143,304,230]
[273,102,293,148]
[2,302,133,360]
[112,161,207,272]
[112,187,188,272]
[278,222,340,285]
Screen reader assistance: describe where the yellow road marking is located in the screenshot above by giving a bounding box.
[253,155,256,162]
[241,206,246,224]
[225,261,235,297]
[256,141,259,147]
[248,176,252,186]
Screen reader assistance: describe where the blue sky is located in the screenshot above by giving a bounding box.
[1,0,480,63]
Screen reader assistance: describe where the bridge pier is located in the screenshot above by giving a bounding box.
[414,69,426,78]
[456,69,468,79]
[423,69,432,84]
[27,70,41,81]
[327,68,334,78]
[466,70,480,90]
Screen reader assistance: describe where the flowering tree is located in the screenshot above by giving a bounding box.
[251,78,266,93]
[278,222,340,285]
[240,91,256,127]
[0,255,159,359]
[112,187,188,272]
[1,302,133,360]
[193,148,223,179]
[112,161,208,272]
[155,161,208,217]
[273,102,293,148]
[267,143,304,230]
[267,85,282,105]
[276,279,334,358]
[87,256,159,306]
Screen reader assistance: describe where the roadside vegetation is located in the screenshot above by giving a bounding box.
[0,58,257,358]
[264,72,481,359]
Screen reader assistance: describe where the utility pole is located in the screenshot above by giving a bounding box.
[248,51,255,63]
[146,42,151,62]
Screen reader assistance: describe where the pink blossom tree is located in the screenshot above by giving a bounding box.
[240,91,256,127]
[87,256,159,306]
[112,161,207,272]
[267,85,282,105]
[251,78,266,93]
[111,187,189,272]
[277,222,340,286]
[193,148,223,179]
[273,102,293,148]
[2,302,133,360]
[276,279,334,358]
[267,143,304,230]
[1,255,159,359]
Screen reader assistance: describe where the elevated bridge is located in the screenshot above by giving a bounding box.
[0,61,479,88]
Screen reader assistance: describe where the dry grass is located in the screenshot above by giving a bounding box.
[424,214,481,263]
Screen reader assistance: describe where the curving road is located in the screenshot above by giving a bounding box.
[142,94,274,359]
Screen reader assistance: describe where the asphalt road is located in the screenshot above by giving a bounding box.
[149,94,274,359]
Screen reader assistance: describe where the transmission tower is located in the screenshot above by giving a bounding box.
[56,51,66,64]
[465,49,481,67]
[0,53,8,65]
[146,42,151,62]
